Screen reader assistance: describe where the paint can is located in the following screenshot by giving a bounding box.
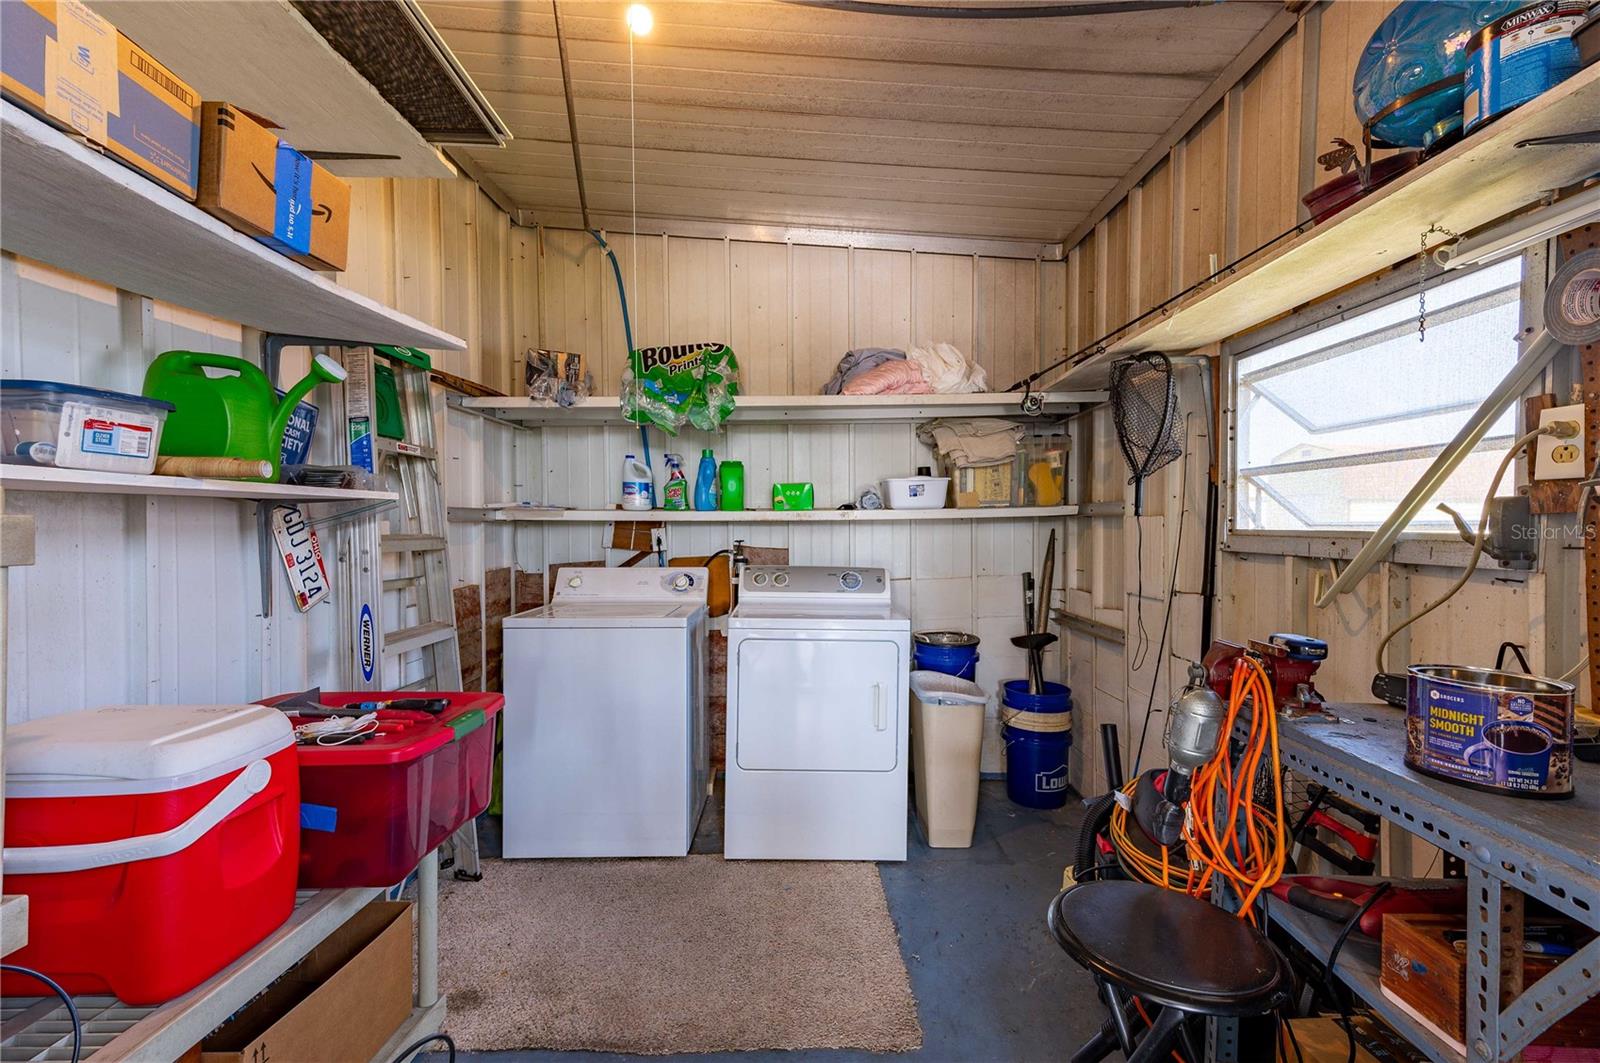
[1405,665,1576,799]
[1463,1,1586,134]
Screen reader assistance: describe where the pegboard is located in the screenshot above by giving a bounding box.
[1556,226,1599,704]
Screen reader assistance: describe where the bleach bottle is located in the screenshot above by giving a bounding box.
[621,453,655,510]
[694,448,718,510]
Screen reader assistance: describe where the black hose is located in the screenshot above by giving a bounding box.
[391,1031,456,1063]
[3,964,81,1063]
[1075,792,1118,880]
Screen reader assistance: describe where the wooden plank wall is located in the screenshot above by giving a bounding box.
[1054,1,1589,840]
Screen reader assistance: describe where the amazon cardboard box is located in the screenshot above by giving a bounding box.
[196,901,412,1063]
[1,0,200,198]
[199,101,350,272]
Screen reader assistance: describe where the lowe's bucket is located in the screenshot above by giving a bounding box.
[1001,679,1072,809]
[914,631,980,679]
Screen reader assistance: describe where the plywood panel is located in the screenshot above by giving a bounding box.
[476,190,512,393]
[539,227,609,390]
[976,257,1037,392]
[1075,230,1098,350]
[392,179,443,330]
[438,176,481,378]
[791,243,850,395]
[1238,29,1304,256]
[729,240,790,394]
[851,248,912,351]
[342,178,395,308]
[667,235,730,344]
[1104,200,1133,330]
[1137,157,1175,315]
[1040,258,1068,377]
[1179,104,1227,291]
[913,252,975,355]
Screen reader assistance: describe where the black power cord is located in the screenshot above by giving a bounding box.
[3,964,81,1063]
[390,1031,456,1063]
[1322,882,1392,1063]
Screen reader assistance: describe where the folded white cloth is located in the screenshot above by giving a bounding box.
[908,343,986,394]
[917,418,1025,466]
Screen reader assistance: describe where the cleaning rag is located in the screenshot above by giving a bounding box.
[909,343,986,394]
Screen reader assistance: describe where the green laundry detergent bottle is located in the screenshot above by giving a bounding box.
[718,460,745,512]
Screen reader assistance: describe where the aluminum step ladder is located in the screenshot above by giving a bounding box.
[346,344,481,880]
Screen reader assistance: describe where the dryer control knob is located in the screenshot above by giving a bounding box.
[772,572,789,587]
[751,572,769,586]
[567,574,584,589]
[840,570,863,591]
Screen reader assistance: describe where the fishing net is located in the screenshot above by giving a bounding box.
[1110,352,1181,516]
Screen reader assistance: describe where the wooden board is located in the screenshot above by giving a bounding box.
[0,103,465,350]
[1049,64,1600,387]
[453,583,484,691]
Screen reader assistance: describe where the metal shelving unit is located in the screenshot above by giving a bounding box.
[1274,709,1600,1063]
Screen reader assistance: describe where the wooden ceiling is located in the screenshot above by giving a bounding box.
[422,0,1283,244]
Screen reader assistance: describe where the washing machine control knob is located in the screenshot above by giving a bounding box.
[772,572,789,587]
[839,570,863,591]
[751,571,769,586]
[669,573,693,591]
[567,574,584,589]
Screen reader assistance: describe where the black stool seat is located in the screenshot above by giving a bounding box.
[1048,880,1288,1016]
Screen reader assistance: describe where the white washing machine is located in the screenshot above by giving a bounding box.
[502,566,709,857]
[725,565,910,861]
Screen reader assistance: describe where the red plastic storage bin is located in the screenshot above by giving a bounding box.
[2,705,300,1005]
[259,691,503,887]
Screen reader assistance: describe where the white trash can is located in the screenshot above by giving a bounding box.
[909,670,988,848]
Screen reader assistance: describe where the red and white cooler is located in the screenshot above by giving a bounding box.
[2,704,300,1005]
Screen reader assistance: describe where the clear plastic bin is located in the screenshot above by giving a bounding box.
[0,379,174,474]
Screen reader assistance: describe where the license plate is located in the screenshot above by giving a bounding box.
[271,504,332,612]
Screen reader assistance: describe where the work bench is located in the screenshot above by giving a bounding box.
[1267,707,1600,1063]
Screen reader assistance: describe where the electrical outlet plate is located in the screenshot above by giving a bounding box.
[1533,404,1585,481]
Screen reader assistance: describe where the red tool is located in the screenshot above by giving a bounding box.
[1307,809,1377,863]
[1269,876,1466,937]
[1204,633,1329,716]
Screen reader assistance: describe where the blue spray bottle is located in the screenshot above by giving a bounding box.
[694,448,718,510]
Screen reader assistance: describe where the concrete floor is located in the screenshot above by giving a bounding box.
[447,781,1103,1061]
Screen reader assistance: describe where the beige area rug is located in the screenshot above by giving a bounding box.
[438,856,923,1054]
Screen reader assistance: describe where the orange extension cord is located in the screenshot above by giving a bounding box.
[1108,656,1288,923]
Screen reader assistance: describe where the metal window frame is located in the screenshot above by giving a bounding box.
[1220,251,1545,562]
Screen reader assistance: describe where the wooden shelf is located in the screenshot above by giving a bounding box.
[452,504,1079,523]
[0,102,465,350]
[1047,64,1600,388]
[1,465,397,503]
[82,0,462,180]
[454,391,1106,426]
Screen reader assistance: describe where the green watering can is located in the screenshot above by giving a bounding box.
[143,351,347,482]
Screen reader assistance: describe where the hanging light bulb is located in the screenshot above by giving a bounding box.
[625,3,652,35]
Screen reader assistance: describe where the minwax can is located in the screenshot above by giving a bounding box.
[1463,1,1586,134]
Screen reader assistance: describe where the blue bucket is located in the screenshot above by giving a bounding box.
[1003,725,1073,809]
[1001,679,1071,714]
[913,632,980,680]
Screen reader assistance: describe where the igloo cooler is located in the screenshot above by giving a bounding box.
[2,705,300,1005]
[260,690,503,887]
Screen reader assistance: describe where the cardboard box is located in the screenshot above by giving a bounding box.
[1380,913,1600,1054]
[1286,1017,1423,1063]
[1,0,200,199]
[199,102,350,272]
[197,901,413,1063]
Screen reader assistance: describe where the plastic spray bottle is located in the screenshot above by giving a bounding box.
[621,453,654,510]
[694,448,718,511]
[662,453,688,510]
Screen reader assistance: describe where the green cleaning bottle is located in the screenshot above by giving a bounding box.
[662,453,689,510]
[718,460,745,512]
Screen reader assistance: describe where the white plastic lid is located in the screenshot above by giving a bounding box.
[909,670,988,705]
[6,704,293,797]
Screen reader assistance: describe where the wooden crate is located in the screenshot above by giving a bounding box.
[1380,913,1600,1052]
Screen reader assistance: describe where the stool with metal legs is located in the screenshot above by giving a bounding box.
[1048,880,1291,1062]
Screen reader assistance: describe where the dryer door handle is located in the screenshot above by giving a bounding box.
[872,683,886,731]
